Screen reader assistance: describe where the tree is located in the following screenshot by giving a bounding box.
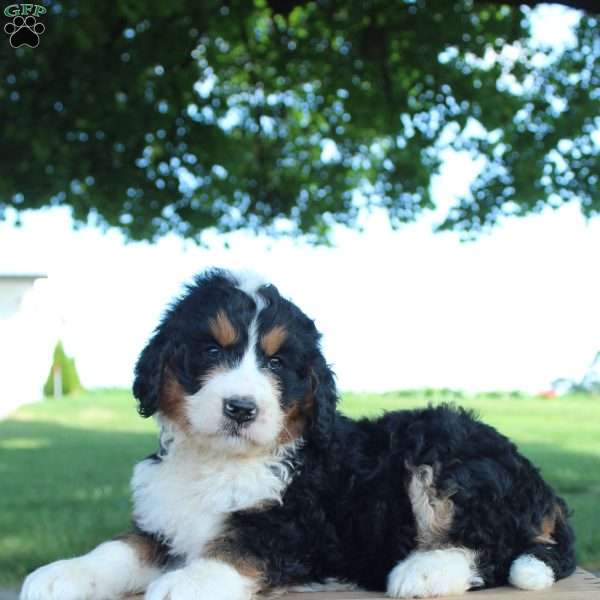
[43,341,83,397]
[1,1,598,243]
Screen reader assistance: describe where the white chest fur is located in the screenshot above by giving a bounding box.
[131,441,291,559]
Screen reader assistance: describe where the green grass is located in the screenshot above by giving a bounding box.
[0,390,598,585]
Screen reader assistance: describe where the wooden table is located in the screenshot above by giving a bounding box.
[125,568,600,599]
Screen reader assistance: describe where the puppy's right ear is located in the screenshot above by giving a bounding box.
[133,333,170,417]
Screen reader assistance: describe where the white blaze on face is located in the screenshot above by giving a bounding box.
[231,269,268,298]
[184,317,284,449]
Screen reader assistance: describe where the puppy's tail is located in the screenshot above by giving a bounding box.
[509,499,576,590]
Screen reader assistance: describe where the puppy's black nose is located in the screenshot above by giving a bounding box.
[223,396,258,424]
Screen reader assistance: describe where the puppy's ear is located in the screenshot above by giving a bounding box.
[133,333,171,418]
[309,355,338,447]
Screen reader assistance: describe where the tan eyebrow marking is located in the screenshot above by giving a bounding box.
[260,325,287,357]
[208,310,238,347]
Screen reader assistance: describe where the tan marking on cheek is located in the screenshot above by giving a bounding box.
[278,392,314,444]
[209,310,238,347]
[159,370,190,430]
[261,325,287,357]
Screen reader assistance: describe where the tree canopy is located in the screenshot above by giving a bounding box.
[1,0,598,242]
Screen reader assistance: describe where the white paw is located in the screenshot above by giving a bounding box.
[145,560,254,600]
[387,548,483,598]
[20,559,104,600]
[509,555,554,590]
[145,569,201,600]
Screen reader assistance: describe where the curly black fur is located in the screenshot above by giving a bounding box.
[226,405,576,590]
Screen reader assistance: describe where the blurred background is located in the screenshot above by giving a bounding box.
[0,0,598,592]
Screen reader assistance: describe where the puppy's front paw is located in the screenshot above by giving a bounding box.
[145,559,255,600]
[20,559,102,600]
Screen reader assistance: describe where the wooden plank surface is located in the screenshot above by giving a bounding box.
[125,568,600,599]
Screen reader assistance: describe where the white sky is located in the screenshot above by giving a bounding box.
[1,5,597,394]
[2,196,599,394]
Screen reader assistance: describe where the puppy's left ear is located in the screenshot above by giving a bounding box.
[309,355,338,447]
[133,333,172,418]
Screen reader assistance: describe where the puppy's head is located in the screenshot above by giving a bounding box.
[133,269,337,453]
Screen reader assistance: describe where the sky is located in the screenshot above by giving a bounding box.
[2,196,599,395]
[1,5,598,395]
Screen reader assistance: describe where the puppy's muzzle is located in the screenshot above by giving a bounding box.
[223,396,259,424]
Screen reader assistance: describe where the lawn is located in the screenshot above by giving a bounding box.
[1,389,599,586]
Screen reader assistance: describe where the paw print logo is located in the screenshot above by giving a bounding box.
[4,15,45,48]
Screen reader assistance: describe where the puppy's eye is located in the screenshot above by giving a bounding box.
[267,356,283,370]
[205,344,222,358]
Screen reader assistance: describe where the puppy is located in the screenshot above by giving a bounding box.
[21,269,576,600]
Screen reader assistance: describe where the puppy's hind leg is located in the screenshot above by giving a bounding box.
[387,548,483,598]
[387,465,483,598]
[20,533,163,600]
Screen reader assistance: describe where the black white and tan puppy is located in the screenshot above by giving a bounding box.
[21,269,576,600]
